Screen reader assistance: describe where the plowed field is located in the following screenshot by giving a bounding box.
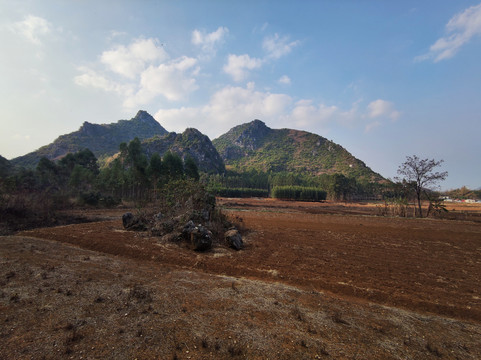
[1,198,480,359]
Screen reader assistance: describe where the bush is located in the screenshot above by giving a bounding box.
[376,197,410,217]
[77,192,120,207]
[78,192,101,206]
[99,195,120,207]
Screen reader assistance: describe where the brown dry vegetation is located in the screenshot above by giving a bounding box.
[1,198,481,359]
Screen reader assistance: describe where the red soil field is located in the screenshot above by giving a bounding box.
[1,198,480,359]
[19,198,481,322]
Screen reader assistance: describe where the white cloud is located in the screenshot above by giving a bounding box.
[9,15,53,45]
[12,134,31,141]
[278,75,291,84]
[107,30,128,41]
[365,121,382,133]
[416,3,481,62]
[154,84,360,138]
[289,100,338,128]
[222,32,299,81]
[100,38,168,79]
[367,99,400,120]
[155,83,292,136]
[75,37,198,108]
[223,54,264,81]
[192,26,228,56]
[74,66,133,96]
[206,83,291,125]
[263,33,300,59]
[154,86,401,139]
[362,99,400,133]
[124,56,199,107]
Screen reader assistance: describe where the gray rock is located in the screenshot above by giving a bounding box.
[122,212,146,231]
[190,225,212,251]
[151,218,177,236]
[225,229,243,250]
[122,212,135,228]
[202,209,210,221]
[153,212,163,221]
[182,220,196,238]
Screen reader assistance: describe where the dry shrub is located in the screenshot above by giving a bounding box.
[0,190,71,234]
[128,284,153,303]
[376,198,411,217]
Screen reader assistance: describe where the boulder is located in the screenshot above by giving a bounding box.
[122,212,135,228]
[189,224,212,251]
[225,229,243,250]
[182,220,196,238]
[122,212,146,231]
[153,212,164,221]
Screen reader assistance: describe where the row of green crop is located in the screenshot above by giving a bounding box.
[213,187,269,198]
[271,186,327,201]
[211,186,328,201]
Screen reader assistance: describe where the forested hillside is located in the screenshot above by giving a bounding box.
[213,120,383,182]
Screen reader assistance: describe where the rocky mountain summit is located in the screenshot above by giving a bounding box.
[11,110,167,168]
[213,120,382,181]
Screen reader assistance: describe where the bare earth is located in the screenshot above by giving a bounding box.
[1,198,480,359]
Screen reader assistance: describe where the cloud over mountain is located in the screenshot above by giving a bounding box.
[223,54,263,81]
[100,38,168,79]
[75,37,199,108]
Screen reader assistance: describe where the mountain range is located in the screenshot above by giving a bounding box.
[6,111,382,181]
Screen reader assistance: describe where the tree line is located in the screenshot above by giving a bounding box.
[0,138,200,210]
[1,146,455,219]
[97,138,199,201]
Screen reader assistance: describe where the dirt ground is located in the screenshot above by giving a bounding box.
[1,198,481,359]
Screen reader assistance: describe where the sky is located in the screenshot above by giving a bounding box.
[1,0,480,190]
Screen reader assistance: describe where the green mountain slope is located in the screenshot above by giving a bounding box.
[142,128,225,174]
[11,111,167,168]
[0,155,12,177]
[213,120,383,181]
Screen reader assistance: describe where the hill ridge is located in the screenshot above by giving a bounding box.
[11,111,167,168]
[213,120,382,181]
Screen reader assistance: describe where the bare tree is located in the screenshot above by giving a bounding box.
[396,155,448,218]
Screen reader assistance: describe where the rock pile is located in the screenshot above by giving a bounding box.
[121,185,242,252]
[122,212,146,231]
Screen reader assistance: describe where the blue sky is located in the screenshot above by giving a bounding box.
[1,0,480,190]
